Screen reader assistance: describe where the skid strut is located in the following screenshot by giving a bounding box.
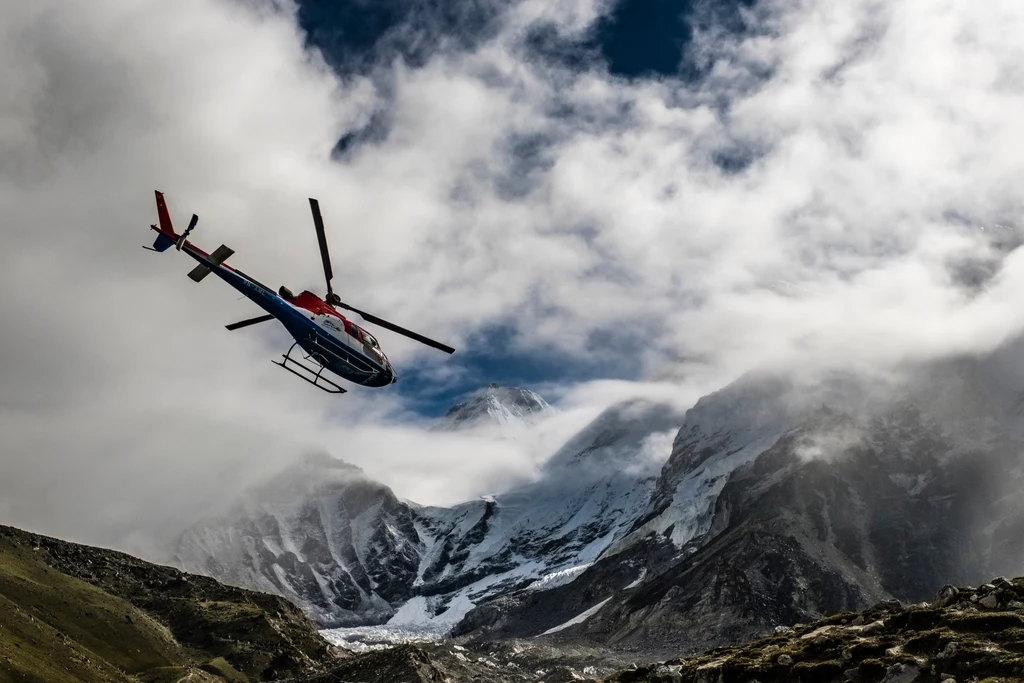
[272,341,346,394]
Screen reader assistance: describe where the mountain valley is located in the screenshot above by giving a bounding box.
[10,355,1024,682]
[169,352,1024,663]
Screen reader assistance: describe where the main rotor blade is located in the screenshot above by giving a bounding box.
[225,314,275,331]
[337,303,455,355]
[309,198,334,296]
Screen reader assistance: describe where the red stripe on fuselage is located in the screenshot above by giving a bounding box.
[291,291,347,322]
[289,292,373,344]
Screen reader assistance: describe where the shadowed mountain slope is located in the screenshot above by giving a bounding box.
[0,524,333,682]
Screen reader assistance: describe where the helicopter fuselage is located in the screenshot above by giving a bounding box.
[178,239,396,388]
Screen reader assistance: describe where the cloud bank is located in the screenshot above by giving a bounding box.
[2,0,1024,553]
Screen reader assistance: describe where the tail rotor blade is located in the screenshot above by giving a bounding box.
[309,198,334,296]
[337,303,455,354]
[179,214,199,245]
[225,314,275,331]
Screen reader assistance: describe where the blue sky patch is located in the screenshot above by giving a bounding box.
[389,322,642,415]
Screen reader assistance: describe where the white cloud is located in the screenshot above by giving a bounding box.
[3,0,1024,553]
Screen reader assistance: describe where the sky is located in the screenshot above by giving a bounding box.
[3,0,1024,556]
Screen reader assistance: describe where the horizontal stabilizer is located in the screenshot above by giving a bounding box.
[188,264,212,282]
[226,314,274,331]
[209,244,234,266]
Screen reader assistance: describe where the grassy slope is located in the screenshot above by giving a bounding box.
[0,532,184,682]
[0,525,332,683]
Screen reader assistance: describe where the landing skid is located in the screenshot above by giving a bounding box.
[272,342,346,394]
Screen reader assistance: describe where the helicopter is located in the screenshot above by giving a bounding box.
[144,190,454,394]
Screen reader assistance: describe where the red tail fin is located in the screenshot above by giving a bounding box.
[155,191,177,238]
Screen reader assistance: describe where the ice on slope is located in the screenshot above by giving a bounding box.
[185,377,831,640]
[320,595,476,651]
[527,563,594,592]
[364,399,688,635]
[606,376,802,556]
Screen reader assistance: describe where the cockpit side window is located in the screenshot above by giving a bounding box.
[361,331,379,348]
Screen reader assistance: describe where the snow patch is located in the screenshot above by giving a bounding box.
[321,594,480,652]
[539,598,612,635]
[320,624,442,653]
[527,563,593,592]
[624,568,646,589]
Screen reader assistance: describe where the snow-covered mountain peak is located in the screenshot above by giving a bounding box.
[171,391,688,633]
[438,384,552,430]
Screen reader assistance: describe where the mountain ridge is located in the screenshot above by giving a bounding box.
[455,355,1024,656]
[171,356,1024,658]
[172,388,686,633]
[0,523,333,682]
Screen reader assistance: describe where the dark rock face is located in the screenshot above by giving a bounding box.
[459,357,1024,656]
[453,533,678,643]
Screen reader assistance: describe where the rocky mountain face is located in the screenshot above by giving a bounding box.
[173,387,685,631]
[456,354,1024,656]
[174,453,424,627]
[409,399,684,628]
[173,352,1024,658]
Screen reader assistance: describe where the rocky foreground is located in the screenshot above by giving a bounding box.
[277,577,1024,683]
[606,577,1024,683]
[7,517,1024,683]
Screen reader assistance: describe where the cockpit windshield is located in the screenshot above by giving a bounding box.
[361,330,379,348]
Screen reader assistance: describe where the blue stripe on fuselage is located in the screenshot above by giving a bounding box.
[180,245,392,387]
